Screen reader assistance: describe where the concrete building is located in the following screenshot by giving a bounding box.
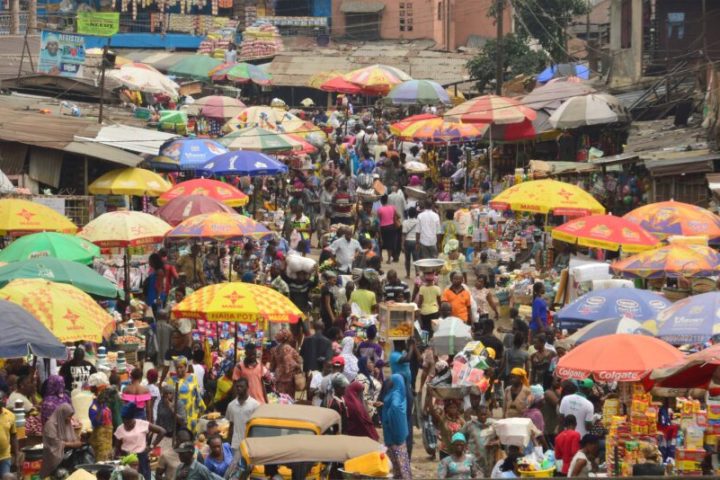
[331,0,512,50]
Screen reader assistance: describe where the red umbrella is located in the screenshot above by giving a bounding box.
[486,119,537,142]
[280,134,318,154]
[156,194,235,226]
[158,179,249,207]
[555,334,683,382]
[446,95,536,124]
[650,344,720,390]
[320,76,363,94]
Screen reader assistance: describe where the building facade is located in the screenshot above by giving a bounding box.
[332,0,512,50]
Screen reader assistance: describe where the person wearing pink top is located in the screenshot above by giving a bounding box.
[377,194,400,264]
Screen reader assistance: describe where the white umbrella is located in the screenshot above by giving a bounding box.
[549,93,629,129]
[405,161,429,173]
[431,316,472,356]
[108,66,180,96]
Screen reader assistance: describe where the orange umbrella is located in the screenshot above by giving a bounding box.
[158,179,248,207]
[611,243,720,279]
[555,334,683,382]
[624,200,720,240]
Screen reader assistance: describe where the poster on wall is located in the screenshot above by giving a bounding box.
[38,31,86,77]
[76,12,120,36]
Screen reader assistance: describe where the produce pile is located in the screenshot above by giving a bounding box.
[240,22,283,59]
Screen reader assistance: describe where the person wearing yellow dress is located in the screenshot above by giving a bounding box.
[166,356,205,433]
[439,239,467,291]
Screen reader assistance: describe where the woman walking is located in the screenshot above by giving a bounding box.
[382,374,412,480]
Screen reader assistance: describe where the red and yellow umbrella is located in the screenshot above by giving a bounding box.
[166,212,272,240]
[0,199,77,235]
[396,118,487,144]
[611,243,720,279]
[490,179,605,216]
[344,64,412,94]
[389,114,439,135]
[172,282,302,323]
[320,76,363,94]
[624,200,720,240]
[0,279,114,342]
[158,179,248,207]
[78,211,171,248]
[552,214,660,252]
[446,94,537,124]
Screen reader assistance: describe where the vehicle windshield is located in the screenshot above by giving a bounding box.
[248,425,316,437]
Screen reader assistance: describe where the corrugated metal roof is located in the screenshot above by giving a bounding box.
[63,141,144,167]
[268,47,471,87]
[340,1,385,13]
[0,108,100,150]
[77,125,180,156]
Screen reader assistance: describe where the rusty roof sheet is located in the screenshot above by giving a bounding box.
[0,108,100,150]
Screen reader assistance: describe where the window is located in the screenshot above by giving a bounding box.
[400,2,413,31]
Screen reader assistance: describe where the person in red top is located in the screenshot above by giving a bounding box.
[555,414,581,476]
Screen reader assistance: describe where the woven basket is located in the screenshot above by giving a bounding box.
[662,287,690,302]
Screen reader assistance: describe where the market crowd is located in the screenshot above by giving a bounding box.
[0,105,693,480]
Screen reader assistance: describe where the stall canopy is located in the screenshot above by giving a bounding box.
[241,435,384,465]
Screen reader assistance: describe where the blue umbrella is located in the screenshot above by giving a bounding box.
[557,287,671,330]
[537,63,590,83]
[199,151,289,177]
[158,139,229,170]
[567,317,655,345]
[0,299,66,358]
[656,292,720,345]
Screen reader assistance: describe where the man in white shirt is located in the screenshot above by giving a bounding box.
[558,379,595,437]
[329,227,362,273]
[416,200,441,259]
[225,378,260,453]
[387,184,406,218]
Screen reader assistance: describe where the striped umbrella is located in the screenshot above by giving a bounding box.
[549,93,629,128]
[166,212,272,241]
[446,95,537,185]
[566,317,657,346]
[187,95,246,119]
[397,118,487,144]
[219,127,306,153]
[158,179,249,207]
[389,113,439,135]
[446,95,537,124]
[344,64,412,94]
[386,80,451,105]
[211,62,272,85]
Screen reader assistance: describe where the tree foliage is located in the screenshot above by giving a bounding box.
[466,34,547,93]
[492,0,590,61]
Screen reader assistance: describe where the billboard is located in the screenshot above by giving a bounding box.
[38,31,85,77]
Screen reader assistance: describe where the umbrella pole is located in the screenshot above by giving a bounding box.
[124,248,131,318]
[489,128,494,193]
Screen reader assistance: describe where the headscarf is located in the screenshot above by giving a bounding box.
[381,374,408,446]
[340,337,359,381]
[530,384,544,405]
[332,374,350,390]
[121,402,141,420]
[275,328,292,344]
[510,367,530,387]
[409,176,422,187]
[344,381,379,441]
[357,356,372,378]
[40,403,78,477]
[389,351,411,388]
[173,355,188,367]
[40,374,71,425]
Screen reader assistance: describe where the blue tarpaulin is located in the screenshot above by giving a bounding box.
[537,63,590,83]
[0,299,67,359]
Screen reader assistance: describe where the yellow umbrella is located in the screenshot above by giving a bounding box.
[88,167,171,197]
[78,211,171,247]
[172,282,303,323]
[489,179,605,216]
[446,88,466,106]
[0,198,77,235]
[0,279,114,342]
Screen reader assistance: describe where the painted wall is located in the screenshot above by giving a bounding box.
[332,0,512,49]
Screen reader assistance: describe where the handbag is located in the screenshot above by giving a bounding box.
[294,371,307,391]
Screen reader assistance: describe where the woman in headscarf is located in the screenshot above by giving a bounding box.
[356,356,382,418]
[166,356,204,432]
[382,374,412,480]
[390,349,415,456]
[344,380,379,440]
[88,374,113,461]
[40,374,71,425]
[327,374,349,433]
[428,397,466,460]
[340,337,359,381]
[39,403,82,478]
[270,328,302,397]
[503,368,532,419]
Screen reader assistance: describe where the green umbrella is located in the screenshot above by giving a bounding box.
[0,257,122,298]
[211,63,272,85]
[0,232,100,264]
[168,55,223,81]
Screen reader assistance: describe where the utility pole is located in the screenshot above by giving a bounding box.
[9,0,19,34]
[28,0,37,34]
[495,0,504,95]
